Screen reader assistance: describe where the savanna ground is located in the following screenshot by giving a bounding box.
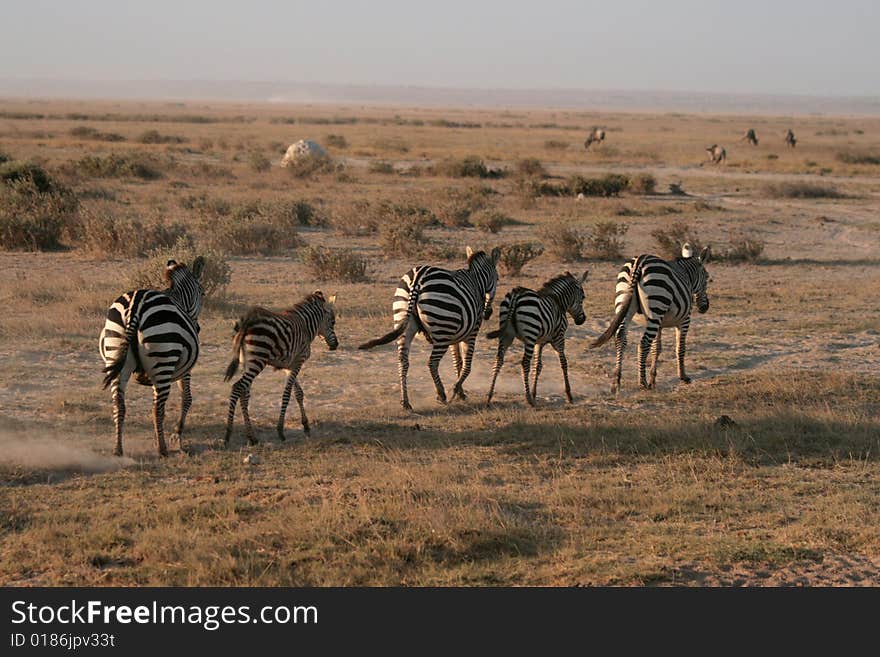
[1,99,879,586]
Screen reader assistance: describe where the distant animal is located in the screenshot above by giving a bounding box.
[486,271,588,406]
[584,128,606,149]
[785,129,797,148]
[99,257,205,457]
[223,292,338,445]
[741,129,759,145]
[590,244,711,392]
[706,144,726,164]
[280,139,327,167]
[359,246,501,410]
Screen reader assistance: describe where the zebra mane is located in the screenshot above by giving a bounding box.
[466,250,488,267]
[284,292,327,316]
[537,273,575,298]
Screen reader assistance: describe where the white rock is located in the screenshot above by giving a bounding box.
[280,140,327,167]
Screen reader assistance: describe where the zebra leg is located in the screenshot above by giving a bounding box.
[240,387,258,445]
[277,372,295,441]
[110,377,128,457]
[553,338,574,403]
[648,329,662,390]
[675,321,691,384]
[531,342,545,402]
[521,343,535,406]
[450,342,463,379]
[151,383,171,457]
[428,344,448,404]
[293,378,309,436]
[397,323,418,411]
[612,324,627,394]
[452,334,477,400]
[172,374,193,451]
[486,333,513,405]
[637,323,660,390]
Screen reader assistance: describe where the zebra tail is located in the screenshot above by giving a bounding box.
[486,288,522,340]
[223,317,248,382]
[102,301,141,390]
[359,279,421,350]
[590,257,644,349]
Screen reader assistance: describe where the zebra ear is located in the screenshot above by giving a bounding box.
[191,256,205,279]
[490,247,501,264]
[581,270,589,284]
[466,246,474,259]
[699,246,711,263]
[681,242,693,258]
[313,290,325,300]
[166,259,177,269]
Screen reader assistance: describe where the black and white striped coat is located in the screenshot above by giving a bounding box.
[359,246,501,410]
[99,257,205,456]
[224,291,338,445]
[591,244,711,392]
[486,271,588,406]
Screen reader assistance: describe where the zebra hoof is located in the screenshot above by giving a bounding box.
[302,426,311,437]
[158,450,169,458]
[113,448,124,457]
[277,431,286,442]
[402,402,413,412]
[247,437,259,446]
[453,388,467,401]
[436,395,448,404]
[680,376,692,385]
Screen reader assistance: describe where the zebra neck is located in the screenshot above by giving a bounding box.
[284,303,322,341]
[671,258,700,292]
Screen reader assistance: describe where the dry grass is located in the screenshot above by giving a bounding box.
[1,98,879,587]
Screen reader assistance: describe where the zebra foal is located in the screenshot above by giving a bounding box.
[359,246,501,410]
[486,271,588,406]
[99,257,205,457]
[591,244,711,392]
[224,291,338,445]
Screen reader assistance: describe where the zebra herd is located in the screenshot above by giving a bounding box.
[99,244,712,457]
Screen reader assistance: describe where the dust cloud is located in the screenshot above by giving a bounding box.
[0,430,133,473]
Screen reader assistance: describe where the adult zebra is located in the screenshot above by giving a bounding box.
[486,271,588,406]
[590,244,711,392]
[224,291,338,445]
[359,246,501,410]
[99,257,205,457]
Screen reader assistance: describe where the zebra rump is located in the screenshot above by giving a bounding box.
[590,255,645,349]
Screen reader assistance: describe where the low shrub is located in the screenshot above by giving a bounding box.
[836,151,880,165]
[69,126,125,142]
[473,210,513,234]
[629,173,657,195]
[72,206,191,257]
[0,161,54,193]
[567,173,629,197]
[66,153,163,180]
[500,242,544,275]
[515,158,547,178]
[127,237,231,298]
[368,161,396,174]
[137,129,187,144]
[284,156,336,178]
[543,140,568,150]
[324,134,348,149]
[0,179,78,251]
[380,221,426,256]
[719,235,765,263]
[651,222,704,260]
[539,224,585,261]
[248,151,272,172]
[435,156,502,179]
[763,182,844,199]
[584,221,628,260]
[303,246,369,282]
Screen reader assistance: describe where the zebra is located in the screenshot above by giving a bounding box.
[785,129,797,148]
[706,144,726,164]
[741,128,759,146]
[99,257,205,457]
[358,246,501,410]
[486,271,588,407]
[223,291,338,445]
[590,244,711,393]
[584,127,606,149]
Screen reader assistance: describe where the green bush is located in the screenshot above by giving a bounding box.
[303,246,369,282]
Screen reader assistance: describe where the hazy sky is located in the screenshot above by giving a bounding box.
[2,0,877,96]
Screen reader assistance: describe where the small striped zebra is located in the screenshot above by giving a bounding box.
[486,271,588,406]
[223,291,338,445]
[358,246,501,410]
[99,257,205,457]
[590,244,711,392]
